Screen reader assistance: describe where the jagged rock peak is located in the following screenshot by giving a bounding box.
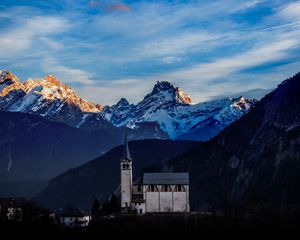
[0,70,21,84]
[0,70,25,96]
[152,81,176,93]
[150,81,192,104]
[176,87,192,104]
[117,98,130,106]
[232,96,257,111]
[43,75,64,86]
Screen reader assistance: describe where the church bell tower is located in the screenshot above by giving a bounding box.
[120,135,132,213]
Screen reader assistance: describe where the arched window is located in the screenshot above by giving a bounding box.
[175,185,186,192]
[147,185,159,192]
[122,163,126,169]
[161,185,172,192]
[125,163,130,169]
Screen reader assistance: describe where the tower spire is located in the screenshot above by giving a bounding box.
[122,135,132,161]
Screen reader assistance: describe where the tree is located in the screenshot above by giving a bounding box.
[91,198,100,219]
[99,194,120,215]
[108,194,120,213]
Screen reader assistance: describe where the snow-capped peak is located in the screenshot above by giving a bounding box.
[21,75,102,113]
[232,96,256,111]
[0,70,25,96]
[1,70,104,128]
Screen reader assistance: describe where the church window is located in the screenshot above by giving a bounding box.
[161,185,171,192]
[138,186,142,192]
[175,185,186,192]
[148,185,158,192]
[122,163,126,169]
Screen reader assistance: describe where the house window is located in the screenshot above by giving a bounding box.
[139,209,143,214]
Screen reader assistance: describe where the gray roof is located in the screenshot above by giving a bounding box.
[143,173,189,185]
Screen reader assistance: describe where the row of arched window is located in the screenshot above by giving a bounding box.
[122,163,131,169]
[147,185,186,192]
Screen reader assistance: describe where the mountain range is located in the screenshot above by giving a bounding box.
[0,69,264,199]
[0,70,258,141]
[33,72,300,214]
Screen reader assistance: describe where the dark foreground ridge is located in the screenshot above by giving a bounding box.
[1,213,299,239]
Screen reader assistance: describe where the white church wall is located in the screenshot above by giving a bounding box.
[159,192,173,212]
[173,192,188,212]
[145,192,159,212]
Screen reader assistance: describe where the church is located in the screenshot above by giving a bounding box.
[120,136,190,214]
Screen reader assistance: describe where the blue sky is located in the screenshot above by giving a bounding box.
[0,0,299,105]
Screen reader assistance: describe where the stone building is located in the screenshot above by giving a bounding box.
[120,136,190,214]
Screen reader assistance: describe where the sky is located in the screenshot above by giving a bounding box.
[0,0,299,105]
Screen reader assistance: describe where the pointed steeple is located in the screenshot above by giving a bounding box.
[122,135,132,161]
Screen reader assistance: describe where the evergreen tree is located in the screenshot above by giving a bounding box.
[99,194,120,215]
[108,194,120,213]
[91,198,100,218]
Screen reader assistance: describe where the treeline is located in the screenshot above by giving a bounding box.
[91,194,120,218]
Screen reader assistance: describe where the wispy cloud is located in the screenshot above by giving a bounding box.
[278,1,300,20]
[164,39,298,83]
[77,78,153,104]
[0,0,299,105]
[41,58,95,85]
[0,15,69,60]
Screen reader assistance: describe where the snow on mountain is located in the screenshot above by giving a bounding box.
[0,70,27,110]
[0,70,258,141]
[101,81,257,140]
[0,70,103,127]
[0,70,25,94]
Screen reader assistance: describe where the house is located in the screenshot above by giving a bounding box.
[60,208,90,227]
[120,136,190,214]
[0,197,26,222]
